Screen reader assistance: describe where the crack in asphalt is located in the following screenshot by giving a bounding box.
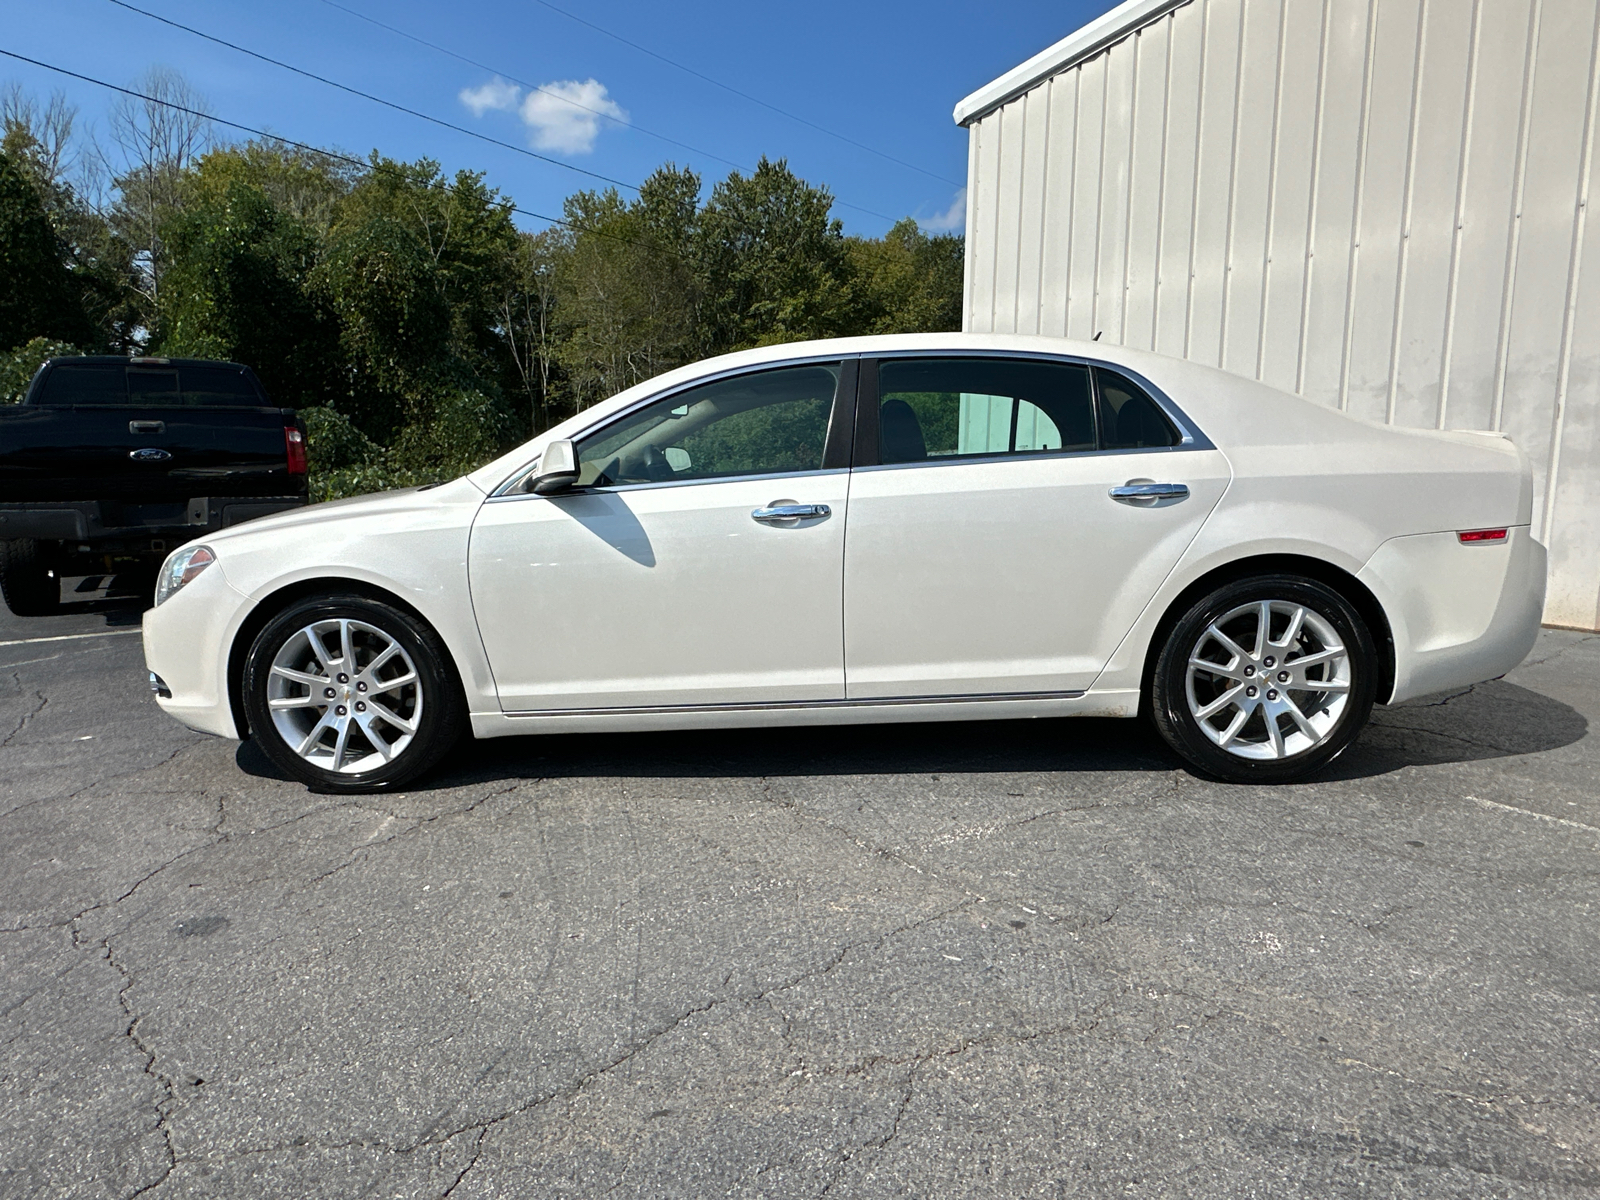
[1,737,198,823]
[0,671,46,750]
[324,897,989,1199]
[102,937,178,1199]
[1514,634,1600,672]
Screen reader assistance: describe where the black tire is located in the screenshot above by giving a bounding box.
[0,539,59,616]
[1149,575,1378,784]
[242,593,467,793]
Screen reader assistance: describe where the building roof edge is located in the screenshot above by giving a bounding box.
[952,0,1189,126]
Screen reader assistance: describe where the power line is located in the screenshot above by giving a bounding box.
[526,0,964,189]
[315,0,902,225]
[0,48,688,259]
[103,0,641,195]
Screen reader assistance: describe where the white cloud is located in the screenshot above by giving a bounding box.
[519,79,626,155]
[920,187,967,234]
[459,77,520,117]
[459,76,626,156]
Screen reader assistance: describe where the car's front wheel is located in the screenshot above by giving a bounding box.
[1150,575,1378,783]
[242,594,466,792]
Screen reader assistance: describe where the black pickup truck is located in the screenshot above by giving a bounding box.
[0,356,307,614]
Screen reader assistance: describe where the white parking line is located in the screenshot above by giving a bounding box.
[1467,794,1600,836]
[0,629,142,649]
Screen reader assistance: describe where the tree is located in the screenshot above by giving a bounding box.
[0,150,92,350]
[847,218,965,335]
[695,157,859,352]
[155,179,336,409]
[105,67,212,317]
[551,166,702,414]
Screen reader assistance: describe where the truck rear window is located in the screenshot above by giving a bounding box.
[35,363,268,407]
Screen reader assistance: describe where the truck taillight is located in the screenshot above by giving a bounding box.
[285,426,307,475]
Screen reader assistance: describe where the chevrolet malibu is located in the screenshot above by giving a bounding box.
[143,334,1546,792]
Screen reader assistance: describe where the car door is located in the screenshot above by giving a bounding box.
[842,355,1232,699]
[470,359,855,712]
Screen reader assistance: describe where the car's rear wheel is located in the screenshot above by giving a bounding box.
[1150,575,1377,783]
[242,594,466,793]
[0,539,59,616]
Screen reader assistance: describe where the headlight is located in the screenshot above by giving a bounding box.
[156,545,216,606]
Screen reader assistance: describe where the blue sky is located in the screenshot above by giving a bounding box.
[3,0,1118,237]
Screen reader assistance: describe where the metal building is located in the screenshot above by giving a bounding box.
[954,0,1600,630]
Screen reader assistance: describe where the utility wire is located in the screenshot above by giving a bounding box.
[525,0,964,188]
[0,48,693,261]
[103,0,642,194]
[315,0,901,225]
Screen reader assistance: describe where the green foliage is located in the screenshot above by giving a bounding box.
[0,336,79,403]
[848,219,965,334]
[155,178,335,409]
[0,150,94,351]
[695,158,857,351]
[300,404,378,472]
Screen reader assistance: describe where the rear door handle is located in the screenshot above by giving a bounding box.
[752,503,831,525]
[129,420,165,434]
[1109,483,1189,502]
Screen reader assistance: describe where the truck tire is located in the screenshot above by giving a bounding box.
[0,539,59,616]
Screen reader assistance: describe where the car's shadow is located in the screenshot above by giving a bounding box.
[235,678,1587,790]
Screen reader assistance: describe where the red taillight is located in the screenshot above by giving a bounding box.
[1458,528,1508,543]
[285,426,307,475]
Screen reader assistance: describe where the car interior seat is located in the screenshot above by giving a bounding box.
[879,398,928,463]
[1115,394,1172,448]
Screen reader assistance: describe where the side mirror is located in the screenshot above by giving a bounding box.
[528,439,580,494]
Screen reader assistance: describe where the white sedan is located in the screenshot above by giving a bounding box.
[143,334,1545,792]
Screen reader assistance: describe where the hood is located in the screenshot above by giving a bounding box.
[202,476,486,547]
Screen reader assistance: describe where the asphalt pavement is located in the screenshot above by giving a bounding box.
[1,583,1597,1199]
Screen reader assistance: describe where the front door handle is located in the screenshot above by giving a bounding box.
[129,420,165,434]
[752,503,831,525]
[1109,482,1189,502]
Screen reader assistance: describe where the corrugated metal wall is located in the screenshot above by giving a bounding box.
[963,0,1600,630]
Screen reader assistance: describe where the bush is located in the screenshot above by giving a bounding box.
[0,337,79,402]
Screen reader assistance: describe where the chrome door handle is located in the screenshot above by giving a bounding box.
[1109,483,1189,502]
[751,503,830,524]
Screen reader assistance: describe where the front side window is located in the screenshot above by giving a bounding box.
[575,362,840,488]
[876,357,1096,464]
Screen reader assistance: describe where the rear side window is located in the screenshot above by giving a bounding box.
[875,357,1096,465]
[1096,369,1181,449]
[32,362,268,406]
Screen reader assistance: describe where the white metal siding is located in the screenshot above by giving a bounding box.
[964,0,1600,630]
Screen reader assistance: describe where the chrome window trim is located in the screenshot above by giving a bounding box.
[867,347,1214,452]
[848,442,1208,477]
[490,352,856,497]
[485,465,849,504]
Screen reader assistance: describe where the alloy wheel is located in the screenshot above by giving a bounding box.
[266,618,424,774]
[1183,599,1352,761]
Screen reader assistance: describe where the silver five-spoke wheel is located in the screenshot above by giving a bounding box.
[1185,600,1351,760]
[266,618,424,774]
